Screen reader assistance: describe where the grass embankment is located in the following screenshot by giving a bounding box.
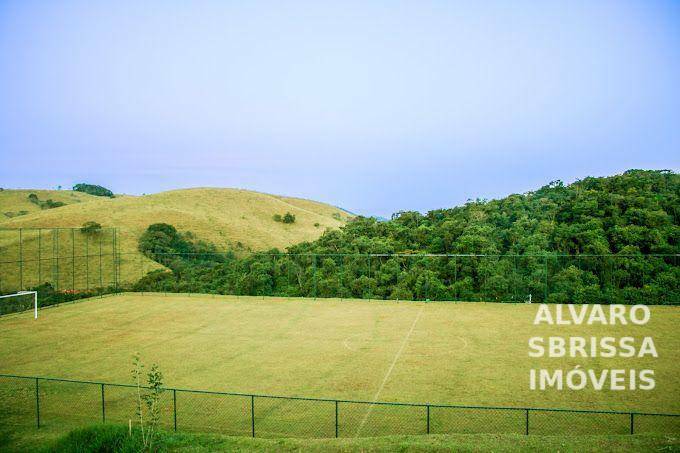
[0,188,351,288]
[11,425,678,453]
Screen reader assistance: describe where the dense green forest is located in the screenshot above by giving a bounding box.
[134,170,679,304]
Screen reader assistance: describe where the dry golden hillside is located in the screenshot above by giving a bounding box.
[0,189,100,220]
[0,188,351,287]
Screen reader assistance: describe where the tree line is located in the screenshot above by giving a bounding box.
[133,170,679,304]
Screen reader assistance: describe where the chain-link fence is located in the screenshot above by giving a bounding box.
[1,374,678,438]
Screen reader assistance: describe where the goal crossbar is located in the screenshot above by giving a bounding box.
[0,291,38,319]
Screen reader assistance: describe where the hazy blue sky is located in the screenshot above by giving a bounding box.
[1,1,678,216]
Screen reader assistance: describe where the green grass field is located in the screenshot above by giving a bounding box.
[2,293,679,411]
[0,294,679,448]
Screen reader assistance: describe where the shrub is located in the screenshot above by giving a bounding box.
[273,212,295,224]
[43,199,65,209]
[4,211,29,218]
[27,193,65,209]
[81,221,102,235]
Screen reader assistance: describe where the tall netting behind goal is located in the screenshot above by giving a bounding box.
[0,291,38,318]
[0,227,119,294]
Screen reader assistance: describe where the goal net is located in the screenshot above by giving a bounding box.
[0,291,38,318]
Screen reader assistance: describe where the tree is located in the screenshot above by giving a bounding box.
[131,354,164,451]
[283,212,296,224]
[73,183,114,197]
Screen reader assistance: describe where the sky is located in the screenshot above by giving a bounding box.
[1,1,679,217]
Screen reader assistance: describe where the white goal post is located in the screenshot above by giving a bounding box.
[0,291,38,319]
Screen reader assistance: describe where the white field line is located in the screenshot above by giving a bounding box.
[343,333,362,351]
[355,306,423,437]
[458,336,469,351]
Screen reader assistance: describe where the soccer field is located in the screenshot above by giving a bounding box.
[1,293,678,415]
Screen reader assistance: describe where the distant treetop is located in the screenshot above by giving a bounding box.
[73,183,114,198]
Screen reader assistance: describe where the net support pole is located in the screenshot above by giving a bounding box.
[313,255,317,300]
[55,230,60,291]
[19,229,23,291]
[71,228,75,290]
[544,255,548,302]
[367,254,371,301]
[38,229,42,285]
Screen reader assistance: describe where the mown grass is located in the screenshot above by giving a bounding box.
[10,424,678,453]
[0,188,351,288]
[0,294,678,450]
[0,294,678,412]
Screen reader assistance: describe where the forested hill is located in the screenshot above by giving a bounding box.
[288,170,679,256]
[135,170,678,304]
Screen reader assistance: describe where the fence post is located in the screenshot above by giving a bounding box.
[335,401,339,438]
[251,395,255,437]
[35,377,40,428]
[173,389,177,431]
[525,409,529,435]
[426,405,430,434]
[630,413,634,435]
[101,383,106,423]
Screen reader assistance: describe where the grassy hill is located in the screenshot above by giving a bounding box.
[0,188,351,289]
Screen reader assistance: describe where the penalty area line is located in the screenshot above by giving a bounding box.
[355,306,424,437]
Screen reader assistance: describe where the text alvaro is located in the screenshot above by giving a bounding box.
[528,304,656,391]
